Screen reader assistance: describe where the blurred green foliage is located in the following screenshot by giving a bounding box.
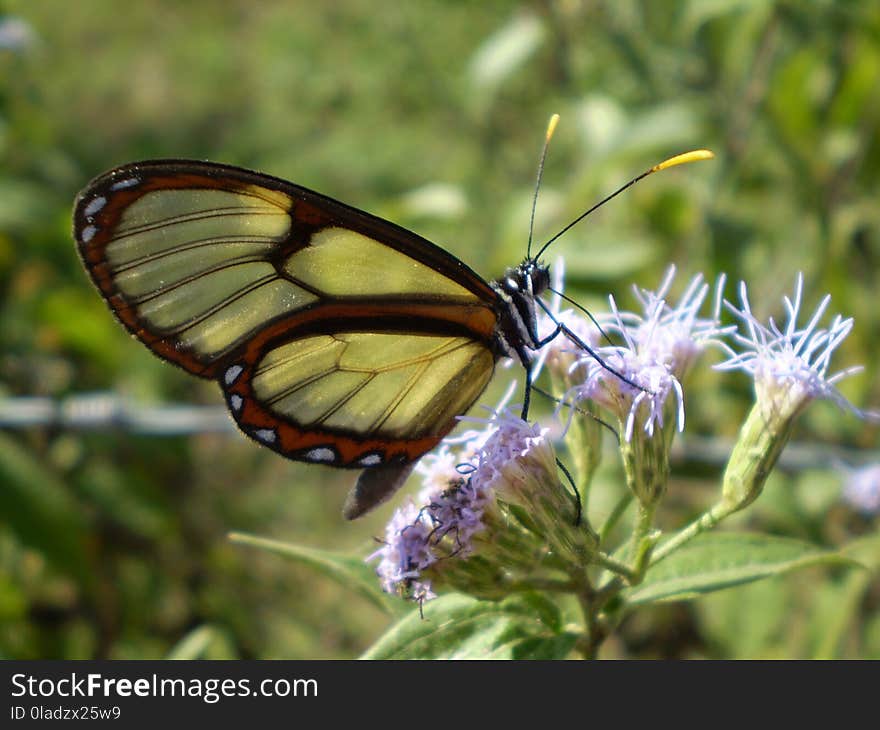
[0,0,877,658]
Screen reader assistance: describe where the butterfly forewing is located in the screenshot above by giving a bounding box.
[73,160,502,473]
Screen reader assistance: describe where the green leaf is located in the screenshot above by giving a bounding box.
[626,532,859,605]
[841,532,880,571]
[510,633,581,660]
[166,625,236,660]
[695,577,790,658]
[558,233,656,279]
[0,432,93,586]
[361,593,572,660]
[228,531,400,616]
[468,14,545,90]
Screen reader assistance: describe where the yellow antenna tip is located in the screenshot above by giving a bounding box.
[546,113,560,142]
[652,149,714,173]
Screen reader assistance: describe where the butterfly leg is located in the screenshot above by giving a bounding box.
[534,298,648,394]
[530,383,619,443]
[555,457,582,526]
[515,346,535,421]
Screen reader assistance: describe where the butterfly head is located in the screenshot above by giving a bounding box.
[499,259,551,298]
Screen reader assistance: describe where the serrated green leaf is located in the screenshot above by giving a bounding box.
[361,593,570,660]
[228,532,400,616]
[626,532,859,605]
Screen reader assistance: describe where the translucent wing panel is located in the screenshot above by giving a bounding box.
[107,187,291,265]
[113,239,277,298]
[251,333,494,439]
[97,187,321,360]
[285,227,480,300]
[174,278,317,355]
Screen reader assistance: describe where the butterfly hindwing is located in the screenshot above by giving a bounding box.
[73,160,502,473]
[223,325,495,467]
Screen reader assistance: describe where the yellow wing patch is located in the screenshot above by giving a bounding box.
[286,227,480,300]
[251,332,494,439]
[107,187,290,265]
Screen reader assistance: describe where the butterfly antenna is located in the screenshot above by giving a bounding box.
[527,113,560,260]
[534,149,714,261]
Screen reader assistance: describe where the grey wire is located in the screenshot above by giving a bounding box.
[0,394,876,469]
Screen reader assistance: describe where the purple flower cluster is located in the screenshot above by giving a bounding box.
[567,266,728,441]
[842,464,880,516]
[715,273,870,418]
[373,265,875,602]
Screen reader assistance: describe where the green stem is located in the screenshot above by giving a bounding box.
[571,573,598,659]
[619,501,658,584]
[631,534,660,583]
[593,551,636,582]
[580,576,626,657]
[649,501,732,566]
[813,568,873,659]
[631,502,654,548]
[595,576,624,604]
[600,492,633,544]
[504,577,578,593]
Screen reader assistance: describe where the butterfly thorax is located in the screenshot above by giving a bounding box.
[490,259,550,361]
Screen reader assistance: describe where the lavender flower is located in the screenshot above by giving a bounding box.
[716,274,874,510]
[715,274,870,420]
[466,410,556,506]
[369,443,494,602]
[370,406,590,603]
[841,464,880,516]
[370,501,437,602]
[571,266,727,442]
[622,266,731,377]
[0,17,35,52]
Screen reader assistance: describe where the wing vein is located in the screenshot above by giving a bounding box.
[114,207,284,239]
[263,365,340,407]
[314,373,376,427]
[131,260,275,305]
[114,235,277,272]
[170,273,280,334]
[369,360,433,433]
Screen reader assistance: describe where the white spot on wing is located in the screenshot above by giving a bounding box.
[81,225,97,243]
[83,196,106,217]
[224,364,243,386]
[254,428,276,444]
[229,394,243,412]
[306,447,336,463]
[359,454,382,466]
[110,176,140,191]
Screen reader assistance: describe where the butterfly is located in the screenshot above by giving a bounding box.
[72,146,711,519]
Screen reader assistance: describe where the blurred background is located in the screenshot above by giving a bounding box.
[0,0,878,659]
